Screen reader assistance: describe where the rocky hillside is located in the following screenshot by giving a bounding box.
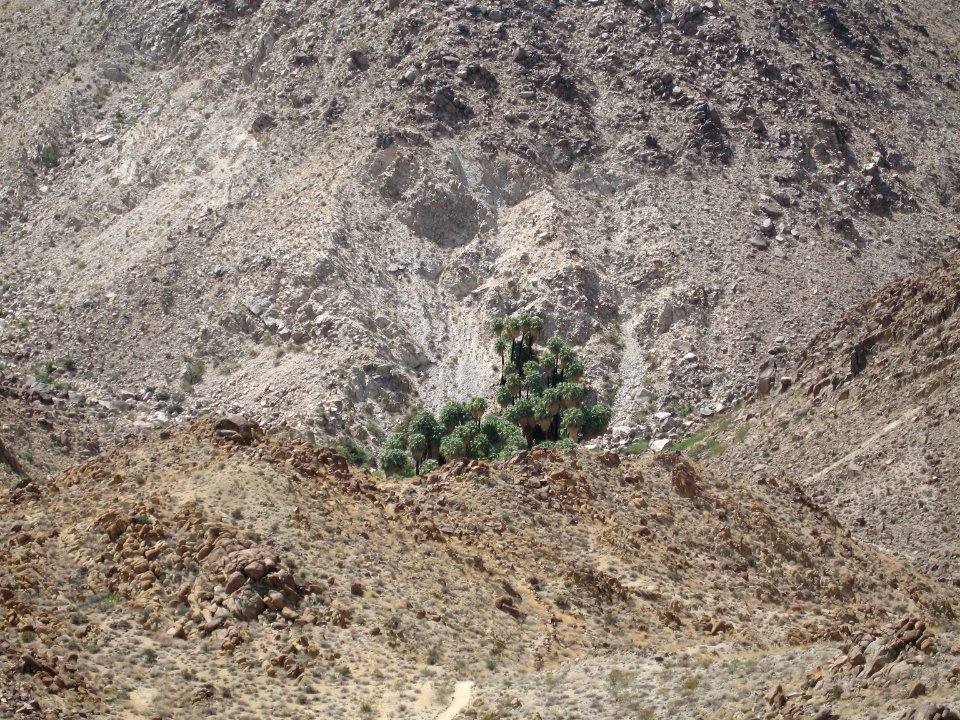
[696,254,960,594]
[0,370,104,490]
[2,0,960,450]
[2,418,959,718]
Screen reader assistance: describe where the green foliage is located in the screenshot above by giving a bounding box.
[667,434,704,453]
[535,438,576,450]
[439,434,466,461]
[181,357,205,389]
[379,447,413,477]
[625,439,650,455]
[382,312,613,473]
[419,459,439,474]
[39,145,61,168]
[583,403,613,440]
[384,431,407,451]
[479,415,527,457]
[467,397,487,423]
[560,407,585,441]
[439,401,471,433]
[408,432,427,459]
[687,436,726,460]
[331,438,371,467]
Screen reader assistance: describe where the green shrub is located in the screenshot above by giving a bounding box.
[39,145,61,168]
[378,447,412,477]
[331,438,371,466]
[667,434,704,453]
[625,439,649,455]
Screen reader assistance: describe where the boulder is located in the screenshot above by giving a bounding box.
[226,586,265,621]
[215,415,258,444]
[224,571,246,595]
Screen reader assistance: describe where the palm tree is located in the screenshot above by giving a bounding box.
[379,447,410,476]
[410,410,443,460]
[494,337,507,382]
[583,403,613,440]
[528,315,544,344]
[504,370,521,400]
[522,360,541,396]
[408,432,427,474]
[532,397,553,434]
[566,357,585,382]
[468,397,487,426]
[543,386,562,416]
[453,423,477,455]
[440,434,467,462]
[504,315,522,342]
[440,401,469,433]
[560,407,585,442]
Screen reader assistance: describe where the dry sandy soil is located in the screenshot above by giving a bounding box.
[2,414,960,718]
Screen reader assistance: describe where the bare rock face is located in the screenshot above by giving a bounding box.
[0,434,28,481]
[0,0,958,452]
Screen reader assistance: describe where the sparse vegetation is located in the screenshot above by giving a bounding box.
[625,439,650,455]
[39,144,61,168]
[331,437,371,467]
[181,357,205,388]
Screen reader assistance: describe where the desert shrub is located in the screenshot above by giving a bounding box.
[330,438,371,467]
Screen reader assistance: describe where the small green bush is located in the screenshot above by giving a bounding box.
[39,145,61,168]
[331,438,370,466]
[625,439,649,455]
[667,434,704,453]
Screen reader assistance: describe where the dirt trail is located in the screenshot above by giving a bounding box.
[437,681,474,720]
[800,405,922,486]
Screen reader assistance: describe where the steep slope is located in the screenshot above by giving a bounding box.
[698,255,959,589]
[2,0,959,449]
[0,369,104,494]
[2,420,959,718]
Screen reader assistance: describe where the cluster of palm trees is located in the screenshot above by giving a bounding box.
[378,313,612,476]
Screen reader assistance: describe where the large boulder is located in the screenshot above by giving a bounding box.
[226,586,265,621]
[214,415,259,444]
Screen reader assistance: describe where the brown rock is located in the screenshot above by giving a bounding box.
[243,561,266,580]
[98,510,129,541]
[264,590,285,611]
[766,684,786,709]
[214,415,258,444]
[166,623,186,639]
[671,461,700,498]
[710,620,734,635]
[224,571,246,595]
[226,587,265,621]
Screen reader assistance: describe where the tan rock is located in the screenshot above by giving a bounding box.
[224,571,246,595]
